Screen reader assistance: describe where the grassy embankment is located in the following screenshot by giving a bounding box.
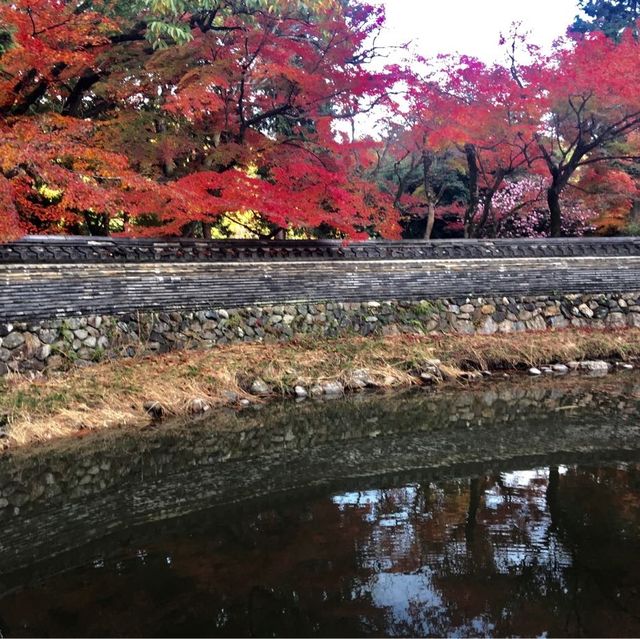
[1,329,639,449]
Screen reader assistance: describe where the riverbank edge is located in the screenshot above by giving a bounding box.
[1,328,639,449]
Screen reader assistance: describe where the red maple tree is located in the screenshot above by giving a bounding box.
[3,2,640,242]
[0,0,402,240]
[520,26,640,235]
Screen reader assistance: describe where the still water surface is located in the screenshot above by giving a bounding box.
[1,376,640,637]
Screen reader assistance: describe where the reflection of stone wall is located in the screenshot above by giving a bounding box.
[3,292,640,375]
[0,374,639,576]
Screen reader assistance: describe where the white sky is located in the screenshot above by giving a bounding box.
[376,0,581,63]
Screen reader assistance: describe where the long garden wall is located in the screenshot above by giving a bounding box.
[1,236,640,375]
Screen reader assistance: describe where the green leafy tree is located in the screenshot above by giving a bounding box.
[572,0,640,39]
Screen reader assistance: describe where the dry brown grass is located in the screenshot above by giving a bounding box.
[1,328,639,449]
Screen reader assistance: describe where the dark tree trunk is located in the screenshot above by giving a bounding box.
[630,199,640,227]
[181,221,199,237]
[473,170,506,239]
[181,221,213,239]
[83,212,109,236]
[422,152,436,240]
[463,144,479,239]
[423,203,435,240]
[547,185,563,237]
[62,70,103,116]
[11,63,66,115]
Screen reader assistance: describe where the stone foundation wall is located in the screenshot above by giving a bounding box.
[2,292,640,375]
[3,237,640,376]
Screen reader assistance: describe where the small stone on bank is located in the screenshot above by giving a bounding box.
[143,401,166,419]
[529,368,542,376]
[310,384,324,397]
[578,360,611,373]
[322,381,344,396]
[347,369,376,389]
[188,398,210,414]
[250,378,270,395]
[552,364,569,374]
[294,385,308,399]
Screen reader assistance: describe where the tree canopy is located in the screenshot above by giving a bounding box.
[1,0,640,240]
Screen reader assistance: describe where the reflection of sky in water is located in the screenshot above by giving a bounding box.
[368,571,497,637]
[368,572,441,636]
[369,572,442,616]
[331,467,580,632]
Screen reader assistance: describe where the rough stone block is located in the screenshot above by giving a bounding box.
[3,332,25,350]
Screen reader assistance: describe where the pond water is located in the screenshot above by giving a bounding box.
[1,374,640,637]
